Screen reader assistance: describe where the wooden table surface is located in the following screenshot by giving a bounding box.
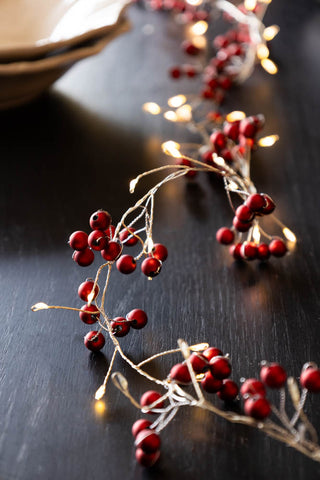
[1,1,320,479]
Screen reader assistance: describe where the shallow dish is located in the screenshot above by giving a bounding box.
[0,19,130,109]
[0,0,131,61]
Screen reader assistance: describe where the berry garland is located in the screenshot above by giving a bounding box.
[30,0,319,470]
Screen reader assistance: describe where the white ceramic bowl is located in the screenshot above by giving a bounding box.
[0,19,130,109]
[0,0,131,61]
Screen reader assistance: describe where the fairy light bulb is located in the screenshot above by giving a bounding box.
[164,111,178,122]
[168,95,187,108]
[176,104,192,122]
[161,141,181,158]
[258,135,279,147]
[142,102,161,115]
[226,111,246,122]
[190,21,208,36]
[129,178,138,193]
[94,400,106,415]
[261,58,278,75]
[214,156,225,167]
[283,227,297,243]
[257,44,270,60]
[252,225,261,244]
[95,385,106,400]
[31,302,49,311]
[244,0,257,11]
[190,343,209,351]
[192,35,206,49]
[186,0,203,6]
[263,25,280,41]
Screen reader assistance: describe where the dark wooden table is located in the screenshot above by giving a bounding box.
[1,1,320,479]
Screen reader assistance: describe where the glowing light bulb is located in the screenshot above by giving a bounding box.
[244,0,257,11]
[195,373,205,380]
[186,0,203,6]
[94,400,106,415]
[142,102,161,115]
[252,225,261,244]
[164,110,178,122]
[95,385,106,400]
[283,228,296,243]
[258,135,279,147]
[226,111,246,123]
[167,95,187,108]
[161,141,181,158]
[257,44,270,60]
[192,35,206,49]
[176,104,192,122]
[31,302,49,311]
[214,155,225,167]
[190,343,209,351]
[129,178,138,193]
[261,58,278,75]
[190,21,208,36]
[263,25,280,42]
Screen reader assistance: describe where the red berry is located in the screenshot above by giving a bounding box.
[73,248,94,267]
[300,368,320,393]
[169,66,182,79]
[110,317,130,337]
[257,243,270,261]
[69,231,88,251]
[239,117,257,138]
[240,379,266,398]
[201,371,223,393]
[235,205,254,223]
[182,40,200,55]
[210,131,226,152]
[252,114,265,130]
[120,228,139,246]
[221,149,233,163]
[206,111,223,123]
[89,210,111,230]
[135,448,160,467]
[244,397,271,420]
[88,230,108,251]
[104,224,116,240]
[127,309,148,329]
[170,363,191,384]
[189,353,208,373]
[269,239,287,257]
[261,194,275,215]
[233,217,252,232]
[78,280,99,302]
[184,64,197,77]
[240,242,257,260]
[201,149,215,164]
[206,77,219,90]
[245,193,266,212]
[84,331,105,352]
[177,158,197,178]
[209,357,231,379]
[101,241,122,261]
[230,243,242,260]
[150,243,168,262]
[141,257,162,278]
[223,122,239,141]
[218,75,232,90]
[79,304,100,324]
[201,88,215,99]
[116,255,136,274]
[216,227,234,245]
[140,391,164,413]
[260,363,287,388]
[218,379,239,401]
[135,430,161,454]
[213,34,229,49]
[132,419,152,437]
[203,347,223,361]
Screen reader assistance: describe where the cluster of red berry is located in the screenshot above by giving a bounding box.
[77,279,148,351]
[69,210,168,278]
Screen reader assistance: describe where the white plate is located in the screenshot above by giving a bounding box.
[0,0,131,61]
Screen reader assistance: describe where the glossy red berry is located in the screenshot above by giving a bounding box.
[141,257,162,278]
[210,131,226,151]
[230,243,242,260]
[257,243,270,261]
[201,149,215,165]
[260,363,287,388]
[203,347,223,361]
[135,430,161,454]
[233,217,252,232]
[119,228,139,246]
[140,391,164,412]
[189,353,208,373]
[89,210,111,230]
[209,357,231,379]
[269,239,287,257]
[235,205,254,223]
[150,244,168,262]
[201,371,223,393]
[261,194,275,215]
[116,255,136,274]
[300,368,320,393]
[127,309,148,329]
[73,248,95,267]
[178,158,197,178]
[170,363,191,384]
[88,230,108,251]
[239,117,257,138]
[252,114,265,130]
[244,397,271,420]
[218,75,232,90]
[240,242,257,260]
[182,40,200,55]
[79,304,100,325]
[245,193,266,212]
[201,88,215,99]
[184,64,197,77]
[110,317,130,337]
[78,280,99,302]
[101,241,122,262]
[218,379,239,401]
[240,379,266,398]
[84,331,105,352]
[213,34,229,49]
[169,66,182,79]
[221,149,233,163]
[69,231,88,251]
[135,448,160,467]
[223,122,239,141]
[216,227,234,245]
[132,419,152,437]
